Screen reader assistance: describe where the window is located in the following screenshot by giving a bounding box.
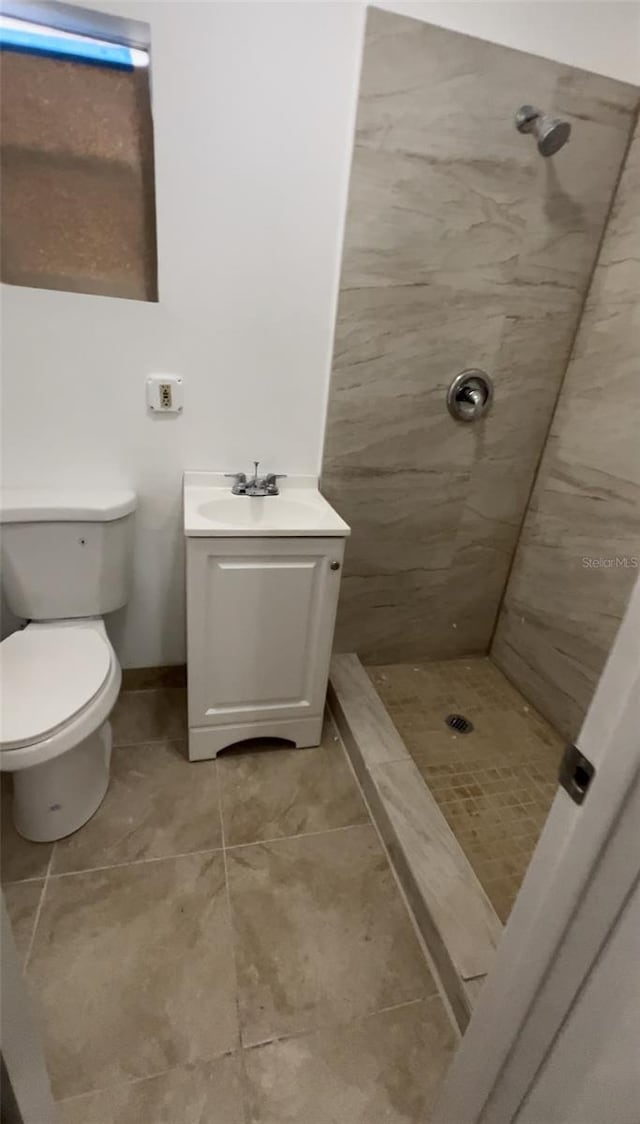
[0,6,157,301]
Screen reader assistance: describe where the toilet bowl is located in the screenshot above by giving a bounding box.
[0,488,136,842]
[0,620,121,841]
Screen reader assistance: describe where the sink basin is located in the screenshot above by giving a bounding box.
[198,496,332,530]
[184,472,350,538]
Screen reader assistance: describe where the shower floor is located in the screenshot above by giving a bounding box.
[366,657,564,923]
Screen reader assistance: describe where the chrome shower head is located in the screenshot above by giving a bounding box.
[515,105,571,157]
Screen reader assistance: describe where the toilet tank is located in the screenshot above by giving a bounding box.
[0,490,136,621]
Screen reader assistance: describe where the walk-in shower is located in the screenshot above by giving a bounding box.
[323,7,639,1027]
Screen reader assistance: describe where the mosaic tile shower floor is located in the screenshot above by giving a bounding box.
[367,658,565,922]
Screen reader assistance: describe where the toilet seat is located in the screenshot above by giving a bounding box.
[1,625,112,750]
[0,622,121,772]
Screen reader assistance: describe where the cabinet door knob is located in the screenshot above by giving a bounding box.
[330,560,341,571]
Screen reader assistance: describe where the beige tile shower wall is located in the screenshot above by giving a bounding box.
[492,117,640,742]
[321,8,638,665]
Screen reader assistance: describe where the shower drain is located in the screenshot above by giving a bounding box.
[445,714,474,734]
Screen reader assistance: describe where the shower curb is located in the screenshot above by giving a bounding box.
[329,653,503,1032]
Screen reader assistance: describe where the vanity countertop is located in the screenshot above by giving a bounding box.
[183,472,350,538]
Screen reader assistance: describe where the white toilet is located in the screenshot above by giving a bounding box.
[0,490,136,842]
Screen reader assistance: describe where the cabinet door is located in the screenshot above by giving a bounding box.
[187,537,344,728]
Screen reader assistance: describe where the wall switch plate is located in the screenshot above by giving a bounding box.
[146,374,184,413]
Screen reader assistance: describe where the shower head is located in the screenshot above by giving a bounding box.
[515,105,571,157]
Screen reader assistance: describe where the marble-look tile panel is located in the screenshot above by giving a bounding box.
[226,824,435,1047]
[329,653,409,768]
[482,306,580,463]
[243,997,457,1124]
[370,758,502,978]
[329,656,497,1026]
[554,67,640,132]
[330,569,458,664]
[322,7,638,662]
[493,119,640,739]
[337,145,527,297]
[59,1056,245,1124]
[464,975,486,1008]
[355,13,558,170]
[28,852,238,1099]
[322,468,470,570]
[323,466,471,661]
[218,717,368,847]
[324,285,506,475]
[51,741,222,874]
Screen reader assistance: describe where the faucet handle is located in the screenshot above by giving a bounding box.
[264,472,287,494]
[224,471,247,494]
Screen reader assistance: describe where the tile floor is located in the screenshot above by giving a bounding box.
[368,658,565,922]
[2,687,458,1123]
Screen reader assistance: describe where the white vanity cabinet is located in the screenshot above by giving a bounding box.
[186,535,346,759]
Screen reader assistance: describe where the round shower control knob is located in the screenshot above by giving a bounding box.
[330,561,341,571]
[446,369,494,422]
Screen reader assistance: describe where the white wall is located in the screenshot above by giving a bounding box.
[2,1,638,667]
[1,0,365,667]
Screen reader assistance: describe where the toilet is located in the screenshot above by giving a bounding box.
[0,490,136,842]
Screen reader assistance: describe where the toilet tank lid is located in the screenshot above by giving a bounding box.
[0,489,137,523]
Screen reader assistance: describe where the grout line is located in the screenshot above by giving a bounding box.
[1,873,48,886]
[242,994,430,1053]
[24,845,54,970]
[55,997,441,1107]
[47,845,225,880]
[224,820,369,853]
[55,1049,238,1106]
[216,759,252,1122]
[46,824,373,882]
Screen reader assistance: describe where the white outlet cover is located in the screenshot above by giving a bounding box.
[146,374,184,413]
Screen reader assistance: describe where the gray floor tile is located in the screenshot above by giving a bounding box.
[52,741,221,874]
[243,996,456,1124]
[28,853,238,1099]
[110,689,187,746]
[227,824,435,1046]
[3,878,43,962]
[59,1055,245,1124]
[219,718,368,847]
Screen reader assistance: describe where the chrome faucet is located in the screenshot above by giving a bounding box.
[225,462,286,497]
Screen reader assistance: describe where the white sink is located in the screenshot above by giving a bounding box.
[184,472,350,537]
